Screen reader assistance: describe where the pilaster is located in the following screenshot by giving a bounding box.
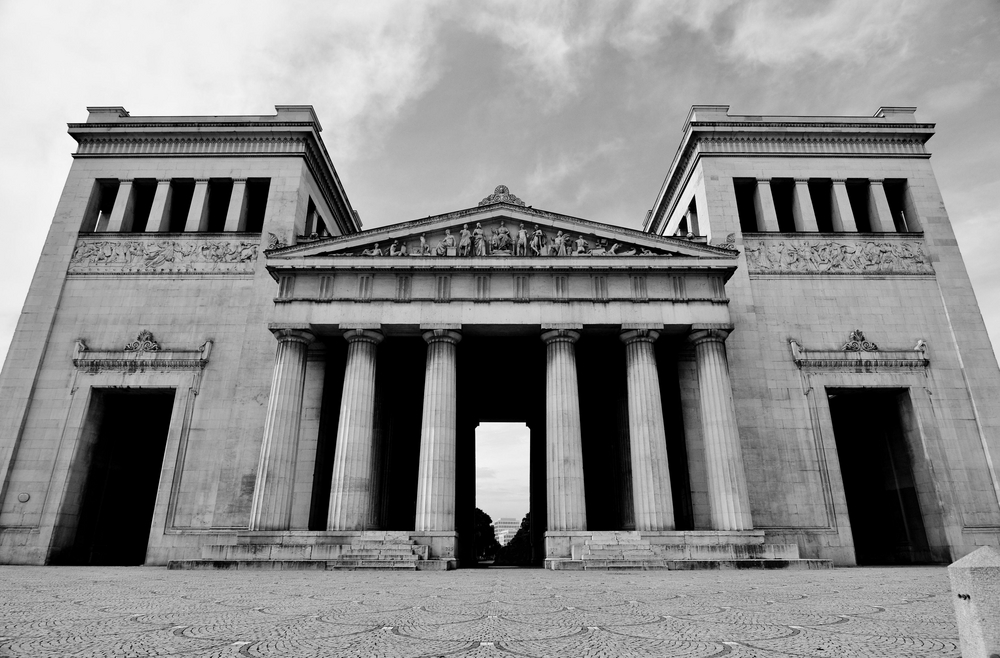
[184,179,209,232]
[223,179,248,232]
[104,179,133,232]
[753,179,780,232]
[792,179,819,232]
[830,179,858,232]
[868,179,895,232]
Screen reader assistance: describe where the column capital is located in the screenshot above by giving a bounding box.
[620,329,660,345]
[869,178,886,185]
[831,178,848,184]
[270,327,314,345]
[541,329,580,345]
[343,328,384,345]
[793,178,811,184]
[422,329,462,345]
[755,177,770,183]
[688,324,733,345]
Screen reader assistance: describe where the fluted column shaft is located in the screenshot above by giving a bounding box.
[327,329,384,530]
[542,330,587,531]
[621,330,675,530]
[249,328,314,530]
[689,327,753,530]
[414,330,462,531]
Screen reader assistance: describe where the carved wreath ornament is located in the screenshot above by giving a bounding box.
[842,330,878,352]
[124,330,160,352]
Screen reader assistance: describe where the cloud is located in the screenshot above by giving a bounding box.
[526,139,625,194]
[722,0,921,68]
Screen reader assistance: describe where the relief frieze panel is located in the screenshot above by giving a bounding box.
[744,237,933,275]
[69,236,259,274]
[333,219,668,258]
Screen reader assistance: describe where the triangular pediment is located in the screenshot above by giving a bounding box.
[268,199,737,262]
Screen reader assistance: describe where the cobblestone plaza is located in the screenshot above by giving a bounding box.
[0,566,959,657]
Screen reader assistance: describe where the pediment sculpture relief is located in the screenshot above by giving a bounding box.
[351,219,669,258]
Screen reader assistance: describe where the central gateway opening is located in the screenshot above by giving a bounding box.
[828,388,933,565]
[475,422,530,566]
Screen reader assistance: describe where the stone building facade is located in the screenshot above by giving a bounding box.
[0,104,997,569]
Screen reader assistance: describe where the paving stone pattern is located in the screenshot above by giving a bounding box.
[0,566,958,657]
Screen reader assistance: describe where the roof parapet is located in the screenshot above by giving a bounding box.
[875,106,918,122]
[86,106,130,122]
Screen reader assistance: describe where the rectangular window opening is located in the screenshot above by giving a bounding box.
[769,178,796,232]
[808,179,835,232]
[883,179,912,232]
[303,197,317,237]
[81,179,120,232]
[846,180,873,232]
[124,179,157,232]
[733,178,758,232]
[204,178,234,232]
[166,180,195,232]
[243,179,270,232]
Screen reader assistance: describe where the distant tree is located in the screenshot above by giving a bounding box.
[474,508,501,561]
[493,512,532,566]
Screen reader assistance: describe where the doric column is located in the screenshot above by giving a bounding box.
[753,178,780,231]
[249,327,314,530]
[688,326,753,531]
[830,179,858,232]
[414,329,462,531]
[327,329,383,530]
[104,179,134,232]
[223,179,248,232]
[868,179,895,232]
[149,180,173,232]
[541,329,587,531]
[620,329,675,531]
[184,179,209,232]
[792,179,819,232]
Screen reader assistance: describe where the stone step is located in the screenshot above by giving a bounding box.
[583,549,656,558]
[327,560,417,570]
[168,560,329,571]
[546,558,833,571]
[339,553,418,561]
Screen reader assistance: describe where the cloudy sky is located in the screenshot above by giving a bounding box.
[1,1,998,518]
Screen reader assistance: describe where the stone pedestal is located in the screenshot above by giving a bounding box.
[541,329,587,545]
[248,328,314,531]
[689,326,753,531]
[620,329,675,531]
[949,546,1000,658]
[414,329,461,532]
[327,329,383,530]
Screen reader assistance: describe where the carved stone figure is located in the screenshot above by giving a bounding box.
[549,231,564,256]
[574,235,589,255]
[494,221,512,253]
[459,224,472,256]
[419,233,429,255]
[515,224,529,256]
[389,240,403,256]
[530,225,545,256]
[478,184,526,207]
[473,223,487,256]
[437,229,456,256]
[69,238,257,273]
[361,243,383,256]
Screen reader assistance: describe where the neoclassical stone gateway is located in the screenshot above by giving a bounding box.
[1,104,998,570]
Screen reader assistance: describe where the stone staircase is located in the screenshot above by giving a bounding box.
[168,531,453,571]
[548,531,832,570]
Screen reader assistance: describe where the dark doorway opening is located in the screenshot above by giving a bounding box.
[70,390,175,565]
[828,388,933,564]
